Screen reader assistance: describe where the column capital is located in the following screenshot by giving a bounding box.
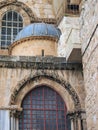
[80,111,86,120]
[67,110,86,119]
[10,110,22,118]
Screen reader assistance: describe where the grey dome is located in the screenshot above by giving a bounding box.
[15,23,61,41]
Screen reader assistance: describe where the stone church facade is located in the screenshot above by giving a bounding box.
[0,0,97,130]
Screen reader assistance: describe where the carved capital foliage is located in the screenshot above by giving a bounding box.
[67,110,86,119]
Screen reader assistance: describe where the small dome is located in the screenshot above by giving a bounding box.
[15,23,61,41]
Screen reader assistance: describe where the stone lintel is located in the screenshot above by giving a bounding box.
[0,56,82,70]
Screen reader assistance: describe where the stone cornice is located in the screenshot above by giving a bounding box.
[8,36,58,55]
[0,56,82,70]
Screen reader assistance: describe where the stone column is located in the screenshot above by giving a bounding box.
[0,110,10,130]
[75,116,78,130]
[71,118,74,130]
[15,110,22,130]
[67,111,84,130]
[81,119,87,130]
[75,113,82,130]
[10,110,19,130]
[13,116,16,130]
[16,118,19,130]
[71,114,78,130]
[81,112,87,130]
[78,117,82,130]
[10,115,13,130]
[10,110,15,130]
[66,112,76,130]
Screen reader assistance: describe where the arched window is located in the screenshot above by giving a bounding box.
[19,86,67,130]
[0,11,23,49]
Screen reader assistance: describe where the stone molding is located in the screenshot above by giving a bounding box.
[0,1,57,24]
[0,56,82,70]
[10,70,81,110]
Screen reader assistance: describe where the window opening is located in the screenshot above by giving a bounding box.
[19,86,68,130]
[66,0,80,15]
[0,11,23,49]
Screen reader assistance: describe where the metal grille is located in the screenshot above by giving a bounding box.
[19,86,67,130]
[0,11,23,49]
[66,0,80,15]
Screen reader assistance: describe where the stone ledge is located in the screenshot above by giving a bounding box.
[0,56,82,70]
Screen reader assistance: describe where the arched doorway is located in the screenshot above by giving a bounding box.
[19,85,68,130]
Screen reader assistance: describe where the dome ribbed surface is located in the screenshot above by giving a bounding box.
[15,23,61,41]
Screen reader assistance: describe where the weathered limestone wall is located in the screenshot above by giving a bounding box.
[0,68,85,110]
[80,0,98,54]
[10,39,57,56]
[80,0,98,129]
[18,0,54,18]
[82,28,98,130]
[52,0,65,21]
[53,0,64,14]
[0,0,4,2]
[0,50,8,56]
[58,16,81,57]
[70,0,81,5]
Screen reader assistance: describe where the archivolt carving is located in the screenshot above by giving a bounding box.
[10,70,81,110]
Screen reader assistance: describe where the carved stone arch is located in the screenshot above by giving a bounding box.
[10,71,81,111]
[0,1,35,23]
